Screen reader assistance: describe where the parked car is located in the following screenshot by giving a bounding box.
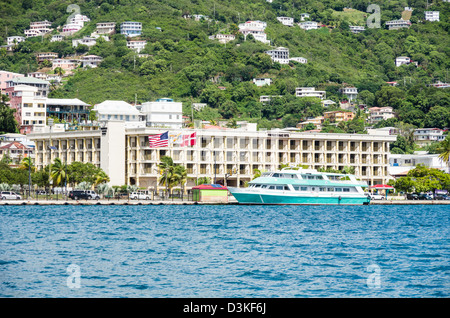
[68,190,100,200]
[368,193,385,200]
[435,194,450,200]
[417,193,433,200]
[1,191,22,200]
[130,191,151,200]
[406,193,419,200]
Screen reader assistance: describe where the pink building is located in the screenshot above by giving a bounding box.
[0,70,24,93]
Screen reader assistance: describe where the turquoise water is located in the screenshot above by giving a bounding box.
[0,205,448,298]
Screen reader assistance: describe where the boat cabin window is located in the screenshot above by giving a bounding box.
[335,188,343,192]
[272,173,281,178]
[319,187,326,192]
[343,188,350,192]
[284,185,290,191]
[268,185,275,190]
[254,184,261,188]
[276,185,283,190]
[302,174,323,180]
[327,188,334,192]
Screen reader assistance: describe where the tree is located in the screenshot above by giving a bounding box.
[50,158,66,186]
[0,94,18,133]
[158,156,185,194]
[437,136,450,173]
[54,67,65,77]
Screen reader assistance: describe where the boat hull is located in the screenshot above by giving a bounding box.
[229,189,370,205]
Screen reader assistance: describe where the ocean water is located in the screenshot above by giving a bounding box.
[0,204,448,298]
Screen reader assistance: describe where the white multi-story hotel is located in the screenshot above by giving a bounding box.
[424,11,439,22]
[140,98,183,129]
[277,17,294,27]
[295,87,326,100]
[28,124,397,189]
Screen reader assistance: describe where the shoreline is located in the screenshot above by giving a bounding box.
[0,200,449,206]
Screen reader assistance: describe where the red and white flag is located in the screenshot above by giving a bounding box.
[182,132,196,147]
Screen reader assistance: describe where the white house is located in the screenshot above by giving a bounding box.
[300,13,310,21]
[424,11,439,22]
[120,22,142,37]
[298,21,318,30]
[72,37,99,48]
[265,47,289,64]
[295,87,326,99]
[140,98,183,129]
[209,34,235,44]
[289,57,308,64]
[395,56,417,67]
[367,107,395,124]
[80,55,103,68]
[95,22,116,35]
[238,21,270,44]
[385,19,411,30]
[50,34,64,42]
[24,20,52,37]
[127,40,147,53]
[7,36,25,46]
[253,78,272,87]
[339,87,358,102]
[277,17,294,27]
[389,153,448,177]
[349,25,365,34]
[413,128,446,146]
[94,100,142,123]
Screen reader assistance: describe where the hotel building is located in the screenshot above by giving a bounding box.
[28,124,396,189]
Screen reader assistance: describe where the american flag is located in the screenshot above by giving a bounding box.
[149,131,169,148]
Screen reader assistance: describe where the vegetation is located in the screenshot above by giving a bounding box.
[389,164,450,194]
[0,0,448,131]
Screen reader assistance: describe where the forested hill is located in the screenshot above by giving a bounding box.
[0,0,449,130]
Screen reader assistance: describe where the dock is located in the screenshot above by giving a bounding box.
[0,199,448,206]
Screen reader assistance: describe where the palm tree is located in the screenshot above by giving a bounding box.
[174,164,187,195]
[77,181,92,190]
[158,156,175,194]
[54,66,65,77]
[20,157,35,172]
[50,158,66,186]
[96,183,110,199]
[94,170,110,186]
[437,136,450,173]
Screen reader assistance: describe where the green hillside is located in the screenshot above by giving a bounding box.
[0,0,449,130]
